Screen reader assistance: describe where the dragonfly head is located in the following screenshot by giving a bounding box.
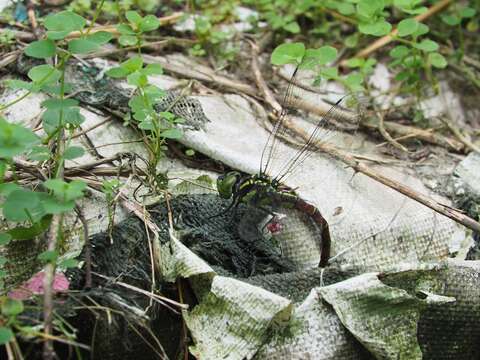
[217,171,240,199]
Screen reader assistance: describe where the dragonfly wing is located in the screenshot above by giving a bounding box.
[271,90,365,184]
[259,66,300,176]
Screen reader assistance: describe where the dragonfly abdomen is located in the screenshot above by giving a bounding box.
[272,192,331,268]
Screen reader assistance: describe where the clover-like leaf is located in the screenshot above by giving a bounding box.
[45,11,86,39]
[359,20,392,36]
[0,118,40,158]
[2,298,24,316]
[63,146,84,160]
[3,189,44,222]
[429,52,447,68]
[414,39,439,52]
[68,31,112,54]
[139,15,160,32]
[161,128,183,139]
[0,327,13,345]
[126,11,142,26]
[27,65,61,85]
[397,18,419,37]
[24,39,56,59]
[271,42,306,66]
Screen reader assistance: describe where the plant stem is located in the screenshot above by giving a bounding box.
[42,54,69,360]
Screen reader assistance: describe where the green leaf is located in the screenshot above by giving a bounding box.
[301,46,337,68]
[185,149,195,156]
[429,52,447,68]
[0,118,40,158]
[63,146,84,160]
[412,23,429,37]
[24,39,56,59]
[139,15,160,32]
[460,7,476,18]
[121,56,143,72]
[345,34,359,48]
[68,31,113,54]
[59,258,79,268]
[357,0,385,18]
[441,14,460,26]
[0,183,21,196]
[270,42,306,66]
[3,189,44,222]
[27,65,61,85]
[337,3,355,15]
[319,67,339,79]
[6,215,52,240]
[88,31,113,44]
[0,327,13,345]
[28,145,51,161]
[0,233,12,246]
[41,194,75,214]
[44,179,86,201]
[119,35,138,46]
[389,45,409,58]
[359,20,392,36]
[283,21,300,34]
[42,107,84,134]
[38,250,58,263]
[42,98,78,110]
[117,24,135,35]
[161,128,182,139]
[344,73,364,91]
[2,298,24,316]
[414,39,438,52]
[45,11,86,39]
[106,66,130,78]
[127,71,148,87]
[4,79,33,91]
[126,11,142,26]
[67,39,98,54]
[142,63,163,75]
[397,18,419,37]
[346,58,364,68]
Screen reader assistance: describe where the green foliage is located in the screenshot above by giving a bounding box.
[45,11,86,40]
[0,118,39,158]
[24,39,56,59]
[117,10,160,47]
[68,31,113,54]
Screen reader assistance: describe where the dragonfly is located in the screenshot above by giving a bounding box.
[215,66,362,268]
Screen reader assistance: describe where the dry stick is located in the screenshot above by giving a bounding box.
[141,53,259,97]
[367,119,464,152]
[293,121,480,233]
[0,50,22,70]
[285,89,464,152]
[371,88,409,153]
[251,54,480,233]
[71,117,111,139]
[343,0,453,64]
[26,0,41,40]
[250,41,282,113]
[92,272,188,311]
[441,117,480,153]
